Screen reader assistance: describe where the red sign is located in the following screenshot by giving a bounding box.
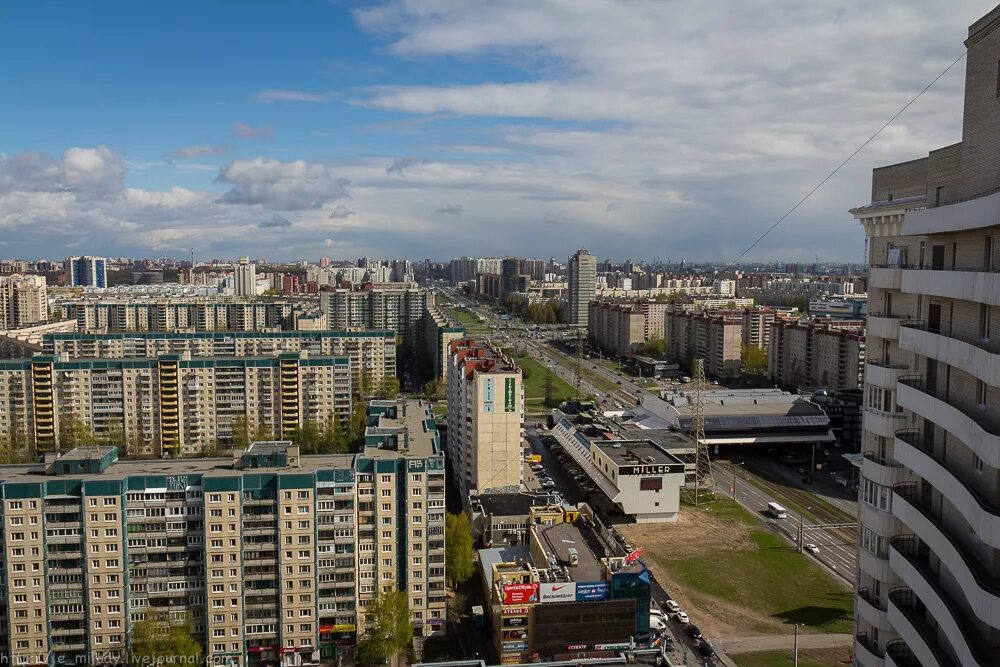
[502,582,539,605]
[622,547,643,565]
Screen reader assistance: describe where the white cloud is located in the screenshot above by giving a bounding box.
[215,157,351,210]
[255,89,336,103]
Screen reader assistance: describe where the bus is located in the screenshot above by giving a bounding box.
[767,502,787,519]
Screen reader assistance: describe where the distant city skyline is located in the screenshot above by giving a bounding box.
[0,1,988,262]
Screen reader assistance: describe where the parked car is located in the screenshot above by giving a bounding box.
[805,543,820,555]
[674,611,689,624]
[686,625,702,640]
[697,641,715,658]
[664,599,681,613]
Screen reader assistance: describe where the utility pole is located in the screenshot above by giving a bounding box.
[574,328,584,398]
[792,623,799,667]
[688,358,713,506]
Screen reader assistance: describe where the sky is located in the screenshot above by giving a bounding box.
[0,0,994,263]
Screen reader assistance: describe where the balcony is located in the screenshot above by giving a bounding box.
[885,639,922,667]
[867,361,909,389]
[900,267,1000,307]
[899,321,1000,387]
[905,189,1000,236]
[863,450,905,487]
[857,587,890,638]
[889,538,1000,666]
[886,586,950,667]
[891,483,1000,627]
[870,266,902,290]
[894,430,1000,549]
[897,377,1000,468]
[863,407,908,439]
[868,314,903,340]
[855,632,886,667]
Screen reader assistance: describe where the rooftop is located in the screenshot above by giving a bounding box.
[470,492,539,518]
[363,399,443,458]
[535,521,605,583]
[593,440,684,468]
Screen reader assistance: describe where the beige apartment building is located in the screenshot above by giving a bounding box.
[0,351,351,457]
[62,298,294,333]
[663,309,742,379]
[0,406,444,667]
[0,275,47,330]
[39,330,396,390]
[421,296,464,386]
[767,319,865,390]
[588,299,669,357]
[848,6,1000,666]
[446,339,524,500]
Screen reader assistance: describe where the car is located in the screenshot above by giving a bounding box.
[530,464,544,472]
[651,616,668,632]
[805,543,820,555]
[540,481,556,489]
[674,611,689,624]
[697,641,715,658]
[686,625,702,640]
[664,599,681,613]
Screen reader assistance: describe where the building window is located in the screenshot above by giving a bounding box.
[974,454,984,472]
[981,304,992,340]
[977,380,988,409]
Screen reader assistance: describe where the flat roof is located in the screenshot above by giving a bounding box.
[471,492,538,518]
[535,521,605,583]
[58,446,117,462]
[594,440,683,467]
[364,400,441,458]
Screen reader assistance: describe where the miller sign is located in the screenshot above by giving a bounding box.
[538,582,576,603]
[618,464,682,476]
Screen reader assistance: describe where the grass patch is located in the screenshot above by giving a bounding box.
[654,499,854,634]
[516,355,576,408]
[732,647,852,667]
[442,306,490,335]
[431,403,448,417]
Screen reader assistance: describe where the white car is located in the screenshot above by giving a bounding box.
[805,543,820,555]
[664,599,681,614]
[674,611,689,624]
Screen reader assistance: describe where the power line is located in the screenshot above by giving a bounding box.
[724,49,968,272]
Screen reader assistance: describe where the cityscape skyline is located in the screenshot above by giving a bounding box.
[0,0,989,262]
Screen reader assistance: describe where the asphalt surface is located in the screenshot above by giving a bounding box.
[713,462,858,581]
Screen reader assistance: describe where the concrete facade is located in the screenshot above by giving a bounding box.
[767,319,866,390]
[568,250,597,327]
[0,275,47,330]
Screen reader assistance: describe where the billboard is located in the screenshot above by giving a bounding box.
[502,606,530,616]
[483,377,494,413]
[539,582,576,603]
[502,642,528,653]
[502,582,539,605]
[504,377,517,412]
[622,547,643,566]
[575,581,610,602]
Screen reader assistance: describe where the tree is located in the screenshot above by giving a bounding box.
[643,337,665,359]
[356,589,413,666]
[740,345,768,376]
[375,376,401,400]
[129,610,202,666]
[58,415,97,450]
[422,378,443,400]
[445,513,475,585]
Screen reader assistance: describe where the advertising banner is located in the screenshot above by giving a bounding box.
[575,581,610,602]
[483,377,494,413]
[622,547,643,566]
[595,643,631,651]
[502,605,530,616]
[502,582,539,605]
[504,377,516,412]
[502,642,529,653]
[538,582,576,603]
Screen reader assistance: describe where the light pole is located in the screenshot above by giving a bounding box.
[732,461,744,499]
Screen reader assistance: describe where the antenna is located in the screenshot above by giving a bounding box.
[688,358,714,506]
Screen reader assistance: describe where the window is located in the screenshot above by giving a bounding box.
[981,304,992,340]
[639,478,663,491]
[977,380,988,409]
[974,454,984,472]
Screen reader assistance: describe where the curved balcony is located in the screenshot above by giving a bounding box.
[864,407,908,438]
[889,538,1000,666]
[867,361,910,389]
[863,450,906,487]
[900,268,1000,307]
[870,266,902,290]
[861,499,900,537]
[885,638,924,667]
[857,586,889,631]
[856,632,886,667]
[859,544,894,582]
[868,314,903,340]
[899,321,1000,387]
[896,377,1000,468]
[891,483,1000,627]
[894,430,1000,549]
[886,587,948,667]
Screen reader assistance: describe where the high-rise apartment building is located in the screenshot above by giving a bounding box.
[40,330,396,390]
[0,275,48,329]
[63,299,294,332]
[235,258,257,297]
[0,351,351,456]
[767,319,865,390]
[568,249,596,327]
[663,309,742,379]
[0,407,444,667]
[588,300,669,357]
[319,288,425,354]
[448,258,501,285]
[849,6,1000,665]
[446,339,524,500]
[64,256,107,288]
[421,296,464,386]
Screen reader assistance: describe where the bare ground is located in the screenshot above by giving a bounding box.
[618,508,793,638]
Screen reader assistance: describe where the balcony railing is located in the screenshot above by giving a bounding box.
[900,320,1000,355]
[887,585,952,667]
[898,375,1000,443]
[856,631,885,659]
[885,639,922,667]
[858,586,887,612]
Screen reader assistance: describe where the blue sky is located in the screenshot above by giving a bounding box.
[0,0,992,262]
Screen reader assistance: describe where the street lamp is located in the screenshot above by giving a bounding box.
[731,461,744,499]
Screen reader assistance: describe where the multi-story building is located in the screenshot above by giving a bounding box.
[767,319,865,390]
[62,299,295,332]
[0,410,444,667]
[663,309,742,379]
[446,339,524,501]
[64,256,107,288]
[40,330,396,389]
[0,351,351,457]
[235,258,257,297]
[449,257,501,285]
[420,297,464,386]
[568,249,597,327]
[740,307,775,352]
[0,275,48,329]
[588,300,669,357]
[320,288,424,355]
[848,7,1000,665]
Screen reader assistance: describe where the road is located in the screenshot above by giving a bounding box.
[713,462,857,581]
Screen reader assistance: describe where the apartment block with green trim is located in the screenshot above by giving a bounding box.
[0,351,351,457]
[0,401,444,667]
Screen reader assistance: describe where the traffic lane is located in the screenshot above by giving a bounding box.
[723,467,857,579]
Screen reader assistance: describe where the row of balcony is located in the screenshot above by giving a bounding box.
[869,265,1000,307]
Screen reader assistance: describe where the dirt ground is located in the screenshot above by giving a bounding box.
[617,507,790,639]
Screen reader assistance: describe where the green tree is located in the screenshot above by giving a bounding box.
[740,345,768,376]
[422,378,443,400]
[58,415,96,450]
[356,589,413,666]
[445,513,475,585]
[643,337,665,359]
[129,610,202,666]
[376,376,401,399]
